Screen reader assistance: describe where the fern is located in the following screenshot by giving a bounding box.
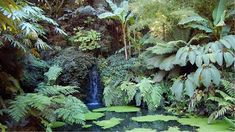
[8,95,30,122]
[136,78,163,110]
[44,65,62,85]
[208,80,235,124]
[1,3,66,51]
[37,84,79,96]
[54,96,89,125]
[8,64,89,129]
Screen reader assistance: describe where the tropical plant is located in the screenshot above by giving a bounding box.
[69,28,101,51]
[8,65,89,131]
[98,0,134,60]
[0,0,19,32]
[100,54,163,110]
[0,1,67,51]
[208,80,235,129]
[140,0,235,110]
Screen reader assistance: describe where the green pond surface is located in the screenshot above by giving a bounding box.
[58,106,231,132]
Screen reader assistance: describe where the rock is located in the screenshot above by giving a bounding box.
[50,47,96,86]
[20,54,49,91]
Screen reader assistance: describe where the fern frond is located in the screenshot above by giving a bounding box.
[37,85,79,96]
[44,65,62,85]
[222,80,235,97]
[8,95,29,121]
[28,94,51,111]
[2,34,26,51]
[35,39,51,50]
[54,96,88,124]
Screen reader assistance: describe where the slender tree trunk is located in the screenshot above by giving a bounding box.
[127,27,131,57]
[122,23,128,60]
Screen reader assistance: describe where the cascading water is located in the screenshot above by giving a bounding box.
[86,66,102,109]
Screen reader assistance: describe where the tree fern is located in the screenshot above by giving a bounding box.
[44,65,62,85]
[54,96,89,125]
[208,80,235,124]
[37,85,78,96]
[136,78,163,110]
[0,2,66,51]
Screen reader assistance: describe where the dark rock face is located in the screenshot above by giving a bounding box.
[20,54,49,92]
[50,47,96,86]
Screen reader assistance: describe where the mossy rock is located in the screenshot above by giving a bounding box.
[93,117,123,129]
[93,106,140,113]
[84,112,104,120]
[178,116,231,132]
[131,115,178,122]
[126,128,157,132]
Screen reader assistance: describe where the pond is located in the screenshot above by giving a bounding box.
[57,106,231,132]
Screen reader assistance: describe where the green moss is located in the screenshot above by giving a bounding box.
[82,124,92,128]
[131,115,178,122]
[164,127,180,132]
[84,112,104,120]
[126,128,157,132]
[93,106,140,113]
[178,116,231,132]
[93,117,123,129]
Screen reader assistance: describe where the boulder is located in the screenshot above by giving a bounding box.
[50,47,96,86]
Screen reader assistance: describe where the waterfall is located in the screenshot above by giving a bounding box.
[86,66,102,109]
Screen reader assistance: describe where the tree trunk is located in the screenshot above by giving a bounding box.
[122,23,128,60]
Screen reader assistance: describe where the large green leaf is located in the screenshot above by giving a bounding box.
[194,67,203,86]
[201,68,212,88]
[185,79,196,98]
[212,0,227,25]
[224,52,234,67]
[215,52,223,66]
[210,66,221,86]
[98,12,116,19]
[171,79,183,100]
[106,0,118,11]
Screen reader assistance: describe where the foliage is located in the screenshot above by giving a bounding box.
[0,0,19,32]
[208,80,235,127]
[0,123,7,132]
[100,54,164,110]
[98,0,134,60]
[69,29,101,51]
[93,117,123,129]
[44,65,62,85]
[140,0,235,112]
[0,1,66,51]
[8,65,89,131]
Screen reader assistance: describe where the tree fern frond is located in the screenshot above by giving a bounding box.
[37,85,79,96]
[28,94,51,111]
[44,65,62,85]
[222,80,235,97]
[54,96,88,124]
[35,39,51,50]
[8,95,30,121]
[2,34,26,51]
